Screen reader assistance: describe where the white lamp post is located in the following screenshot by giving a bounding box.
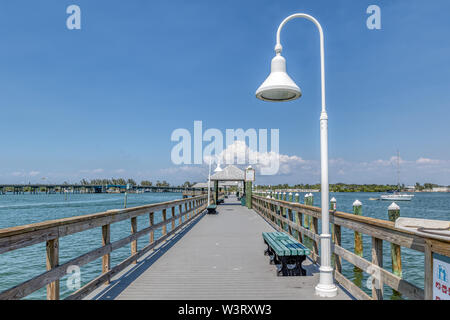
[207,158,212,205]
[255,13,337,297]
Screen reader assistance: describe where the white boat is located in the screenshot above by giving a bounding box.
[380,150,414,201]
[380,192,414,201]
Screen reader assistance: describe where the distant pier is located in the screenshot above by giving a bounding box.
[0,184,205,195]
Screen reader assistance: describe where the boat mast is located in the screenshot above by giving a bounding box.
[397,149,400,191]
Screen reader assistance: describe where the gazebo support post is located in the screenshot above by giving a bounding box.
[214,180,219,205]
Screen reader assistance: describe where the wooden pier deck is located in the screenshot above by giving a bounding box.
[85,196,352,300]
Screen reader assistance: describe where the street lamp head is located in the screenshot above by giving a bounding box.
[214,163,223,172]
[255,54,301,102]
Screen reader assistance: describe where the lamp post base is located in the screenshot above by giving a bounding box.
[315,283,338,297]
[315,282,338,298]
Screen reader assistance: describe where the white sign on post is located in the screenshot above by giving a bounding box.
[245,168,255,182]
[433,254,450,300]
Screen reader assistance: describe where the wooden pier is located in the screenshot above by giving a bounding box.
[0,190,448,300]
[85,196,350,300]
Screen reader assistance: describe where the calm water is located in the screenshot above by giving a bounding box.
[0,191,448,299]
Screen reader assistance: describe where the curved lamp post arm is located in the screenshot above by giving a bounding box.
[275,13,326,115]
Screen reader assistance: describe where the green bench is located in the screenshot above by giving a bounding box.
[262,232,311,276]
[206,204,217,214]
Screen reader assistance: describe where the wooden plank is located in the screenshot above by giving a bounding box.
[371,237,383,300]
[330,214,426,252]
[46,238,59,300]
[0,195,205,238]
[101,224,110,284]
[311,217,319,263]
[0,195,207,254]
[334,270,372,300]
[333,224,342,273]
[333,243,424,300]
[424,240,433,300]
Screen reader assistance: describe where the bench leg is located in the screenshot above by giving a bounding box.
[263,240,270,256]
[276,256,288,276]
[276,256,307,276]
[297,255,307,276]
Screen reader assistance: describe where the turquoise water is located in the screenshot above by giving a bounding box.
[0,191,448,299]
[0,192,182,299]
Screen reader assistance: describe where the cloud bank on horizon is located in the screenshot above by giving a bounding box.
[4,141,449,186]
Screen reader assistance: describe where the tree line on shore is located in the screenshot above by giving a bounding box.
[256,183,437,193]
[77,179,195,188]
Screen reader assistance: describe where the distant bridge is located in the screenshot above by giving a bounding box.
[0,184,205,195]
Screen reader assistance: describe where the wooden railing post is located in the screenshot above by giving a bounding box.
[293,193,302,243]
[178,205,183,225]
[371,237,384,300]
[149,212,154,244]
[171,206,176,231]
[330,197,337,269]
[162,209,167,235]
[353,200,363,259]
[303,194,310,229]
[311,215,319,263]
[352,199,364,289]
[287,208,293,236]
[388,202,402,277]
[46,238,59,300]
[102,224,111,284]
[333,224,342,273]
[424,240,433,300]
[388,202,402,298]
[131,217,137,264]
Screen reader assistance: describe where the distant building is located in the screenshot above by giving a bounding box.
[432,187,450,192]
[405,185,416,192]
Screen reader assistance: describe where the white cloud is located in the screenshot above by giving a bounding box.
[29,171,40,177]
[161,143,450,185]
[416,157,443,165]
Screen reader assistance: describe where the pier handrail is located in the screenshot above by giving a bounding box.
[0,195,208,300]
[252,195,450,300]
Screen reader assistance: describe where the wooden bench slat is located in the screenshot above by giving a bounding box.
[263,232,311,256]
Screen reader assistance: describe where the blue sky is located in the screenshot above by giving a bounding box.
[0,0,449,185]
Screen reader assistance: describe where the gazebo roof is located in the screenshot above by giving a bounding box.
[191,182,209,188]
[192,181,240,188]
[210,165,245,181]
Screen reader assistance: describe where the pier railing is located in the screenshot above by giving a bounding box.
[0,195,208,300]
[252,195,449,300]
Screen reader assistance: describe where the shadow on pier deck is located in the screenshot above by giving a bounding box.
[86,196,352,300]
